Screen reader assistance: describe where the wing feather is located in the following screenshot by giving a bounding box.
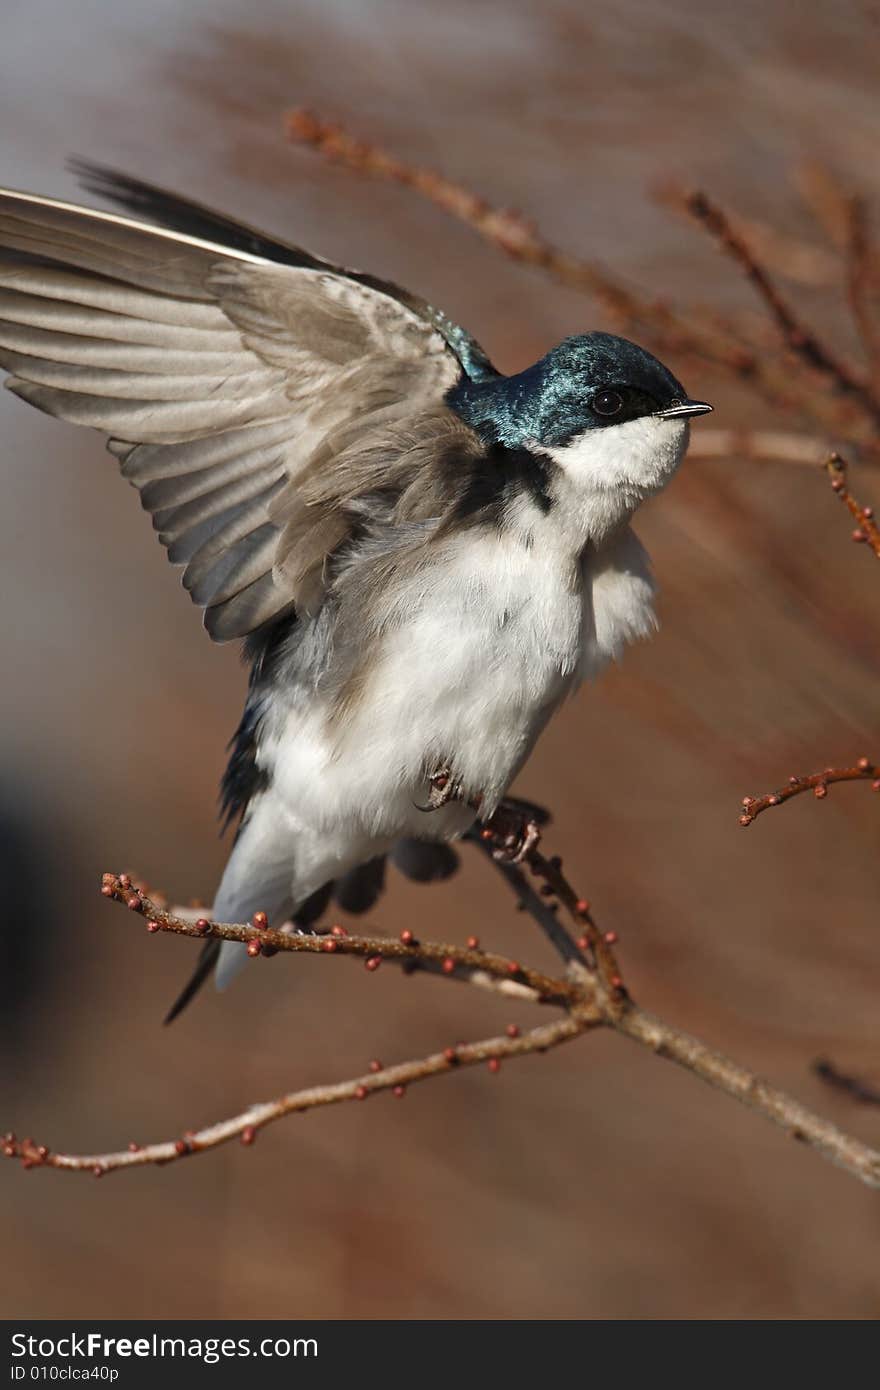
[0,178,491,639]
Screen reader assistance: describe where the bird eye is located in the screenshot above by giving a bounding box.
[592,389,624,418]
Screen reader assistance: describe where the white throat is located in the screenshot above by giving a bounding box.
[537,415,689,547]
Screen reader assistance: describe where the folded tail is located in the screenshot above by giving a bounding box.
[164,838,460,1023]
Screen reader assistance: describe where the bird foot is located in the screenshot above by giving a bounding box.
[481,799,542,863]
[416,764,465,812]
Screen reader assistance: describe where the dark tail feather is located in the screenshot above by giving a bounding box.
[390,839,460,882]
[163,938,220,1025]
[334,857,386,914]
[162,817,538,1023]
[163,882,334,1025]
[295,881,334,927]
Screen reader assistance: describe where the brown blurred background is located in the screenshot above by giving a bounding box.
[2,0,880,1321]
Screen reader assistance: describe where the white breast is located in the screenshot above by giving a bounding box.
[267,520,657,840]
[578,524,658,681]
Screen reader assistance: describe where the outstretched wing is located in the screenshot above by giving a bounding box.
[0,170,497,640]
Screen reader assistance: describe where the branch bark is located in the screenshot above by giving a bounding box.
[739,759,880,825]
[6,847,880,1192]
[284,109,879,449]
[825,452,880,559]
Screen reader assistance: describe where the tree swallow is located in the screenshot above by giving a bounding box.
[0,165,712,1015]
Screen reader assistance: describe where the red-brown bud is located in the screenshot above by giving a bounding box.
[365,955,382,972]
[246,940,261,958]
[241,1126,256,1146]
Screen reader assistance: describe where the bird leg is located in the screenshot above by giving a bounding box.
[416,764,465,812]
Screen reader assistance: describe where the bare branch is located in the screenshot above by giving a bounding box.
[675,189,880,427]
[97,873,580,1009]
[284,111,879,447]
[825,452,880,558]
[6,852,880,1192]
[3,1017,588,1176]
[655,179,841,287]
[739,758,880,825]
[618,1011,880,1189]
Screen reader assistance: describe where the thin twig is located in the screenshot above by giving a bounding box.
[739,758,880,825]
[618,1011,880,1189]
[96,873,579,1009]
[654,179,841,287]
[825,452,880,559]
[677,189,880,427]
[284,110,878,446]
[3,1017,589,1176]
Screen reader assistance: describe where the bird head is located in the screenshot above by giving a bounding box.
[449,332,712,540]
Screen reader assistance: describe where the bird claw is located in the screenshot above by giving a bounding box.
[482,801,542,863]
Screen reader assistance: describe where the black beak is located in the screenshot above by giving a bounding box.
[655,400,713,420]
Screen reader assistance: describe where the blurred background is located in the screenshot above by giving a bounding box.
[2,0,880,1321]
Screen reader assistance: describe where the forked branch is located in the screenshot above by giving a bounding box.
[5,840,880,1192]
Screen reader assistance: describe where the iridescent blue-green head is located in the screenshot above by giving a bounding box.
[449,332,711,532]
